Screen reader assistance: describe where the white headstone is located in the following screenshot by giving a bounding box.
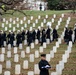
[26,47,30,54]
[21,51,25,58]
[31,43,34,49]
[38,15,41,19]
[46,54,50,62]
[7,51,11,58]
[23,60,28,69]
[52,18,54,23]
[16,18,19,22]
[46,39,50,44]
[46,15,48,19]
[13,27,16,32]
[2,23,4,28]
[5,27,7,31]
[58,38,62,44]
[31,16,33,20]
[33,23,35,27]
[6,21,8,25]
[43,19,46,23]
[69,41,72,47]
[9,24,12,28]
[24,40,27,45]
[34,64,40,74]
[13,41,16,46]
[23,17,26,21]
[35,39,39,45]
[21,27,24,31]
[56,42,59,48]
[39,46,43,53]
[24,23,27,28]
[62,54,67,63]
[28,20,31,24]
[4,71,10,75]
[51,72,57,75]
[28,71,34,75]
[0,64,2,74]
[20,20,23,24]
[41,22,44,27]
[53,14,56,18]
[35,50,39,58]
[43,42,46,48]
[30,27,32,31]
[8,44,11,50]
[1,47,5,54]
[62,14,64,18]
[50,51,54,58]
[35,19,38,24]
[17,24,19,28]
[14,47,17,54]
[29,54,34,62]
[13,20,16,24]
[0,54,4,62]
[14,54,19,62]
[4,41,6,47]
[19,44,23,49]
[9,18,12,22]
[53,46,57,53]
[3,18,6,22]
[6,60,11,69]
[15,64,21,74]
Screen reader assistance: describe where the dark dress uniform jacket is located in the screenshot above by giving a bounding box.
[38,60,51,75]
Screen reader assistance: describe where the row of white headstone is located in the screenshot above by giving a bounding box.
[2,14,64,32]
[51,41,73,75]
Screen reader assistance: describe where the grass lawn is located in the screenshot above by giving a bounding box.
[0,10,76,75]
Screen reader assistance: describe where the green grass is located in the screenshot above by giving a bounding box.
[0,10,76,75]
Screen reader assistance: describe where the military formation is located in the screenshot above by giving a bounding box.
[0,26,76,48]
[0,27,59,47]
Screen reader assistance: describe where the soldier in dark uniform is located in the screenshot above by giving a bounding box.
[37,29,40,42]
[21,30,25,42]
[46,27,51,42]
[41,29,46,45]
[7,31,11,44]
[16,31,22,47]
[64,28,69,42]
[52,28,58,41]
[40,3,42,11]
[38,54,51,75]
[28,31,33,46]
[32,29,36,42]
[74,27,76,42]
[26,30,30,43]
[0,31,2,47]
[68,28,73,41]
[7,31,15,47]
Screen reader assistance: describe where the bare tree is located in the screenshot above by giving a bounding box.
[0,0,26,21]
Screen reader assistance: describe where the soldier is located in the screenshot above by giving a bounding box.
[39,3,42,11]
[32,29,36,42]
[28,31,33,46]
[64,27,69,42]
[41,28,46,45]
[37,29,40,42]
[46,27,52,42]
[7,31,11,44]
[68,28,73,41]
[0,31,2,47]
[16,31,22,47]
[21,30,25,42]
[38,54,51,75]
[26,30,29,43]
[52,28,58,41]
